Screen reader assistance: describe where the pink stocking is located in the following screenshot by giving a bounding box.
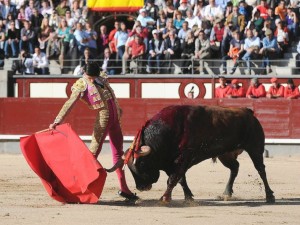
[115,168,132,194]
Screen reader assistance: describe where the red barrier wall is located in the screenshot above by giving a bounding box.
[1,98,300,138]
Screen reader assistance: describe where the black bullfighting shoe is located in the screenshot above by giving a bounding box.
[118,191,139,202]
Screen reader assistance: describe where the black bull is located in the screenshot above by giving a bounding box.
[108,105,275,203]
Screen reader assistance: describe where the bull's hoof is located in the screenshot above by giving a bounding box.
[223,195,232,201]
[266,195,275,203]
[159,196,171,204]
[184,196,194,202]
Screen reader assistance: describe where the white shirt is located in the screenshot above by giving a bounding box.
[32,52,49,68]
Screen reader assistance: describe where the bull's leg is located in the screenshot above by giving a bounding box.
[248,152,275,203]
[218,152,240,199]
[178,175,194,201]
[160,172,183,202]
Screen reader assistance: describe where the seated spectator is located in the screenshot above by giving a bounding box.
[97,25,109,58]
[129,21,149,51]
[225,6,246,33]
[70,0,82,19]
[145,0,159,22]
[224,1,233,18]
[25,0,35,21]
[176,0,191,19]
[284,78,300,99]
[253,0,269,20]
[156,9,167,32]
[266,77,284,99]
[250,9,265,38]
[136,8,155,31]
[55,0,70,18]
[193,0,205,19]
[163,0,176,20]
[274,20,289,57]
[32,46,50,75]
[285,7,298,42]
[215,76,231,98]
[49,10,60,30]
[274,0,287,21]
[180,30,195,73]
[38,17,52,52]
[30,7,44,36]
[114,22,129,60]
[0,21,5,50]
[0,0,18,22]
[238,0,253,22]
[147,29,164,74]
[177,21,190,42]
[194,30,211,75]
[6,12,20,30]
[84,22,98,57]
[100,48,118,75]
[242,29,261,75]
[246,78,266,98]
[202,0,223,24]
[173,11,185,31]
[73,22,89,54]
[227,79,246,98]
[19,20,36,54]
[17,6,27,27]
[163,29,181,73]
[108,21,120,57]
[122,35,146,74]
[221,30,244,75]
[209,18,225,57]
[162,18,176,39]
[79,47,94,74]
[4,20,19,58]
[259,29,279,74]
[39,0,54,17]
[185,9,202,30]
[65,10,77,31]
[19,49,34,75]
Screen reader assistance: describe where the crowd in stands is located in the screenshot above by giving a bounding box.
[1,0,300,76]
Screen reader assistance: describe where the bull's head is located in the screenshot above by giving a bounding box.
[105,145,160,192]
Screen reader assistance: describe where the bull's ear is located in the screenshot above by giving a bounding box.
[136,146,152,157]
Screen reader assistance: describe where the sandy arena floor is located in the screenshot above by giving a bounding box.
[0,151,300,225]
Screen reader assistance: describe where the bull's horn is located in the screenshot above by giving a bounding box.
[136,146,152,157]
[105,158,124,173]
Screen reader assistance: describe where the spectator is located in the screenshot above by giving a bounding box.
[284,78,300,99]
[225,6,246,33]
[215,0,229,11]
[224,1,233,18]
[163,0,176,19]
[173,11,185,31]
[78,47,94,75]
[136,8,155,31]
[17,6,26,27]
[38,17,52,52]
[185,8,202,29]
[32,46,50,74]
[108,21,120,56]
[215,76,231,98]
[97,25,109,58]
[266,77,284,99]
[84,22,98,57]
[180,29,195,73]
[296,40,300,72]
[114,22,129,60]
[194,30,211,75]
[176,0,191,19]
[286,7,298,41]
[49,10,60,30]
[253,0,268,20]
[259,28,279,74]
[162,18,176,39]
[30,8,44,37]
[238,0,253,22]
[4,20,19,58]
[145,0,159,22]
[56,18,72,55]
[6,12,20,31]
[193,0,205,19]
[0,20,5,50]
[128,21,148,50]
[100,47,118,75]
[221,30,244,75]
[246,77,266,98]
[55,0,70,18]
[25,0,35,21]
[242,29,261,75]
[122,35,146,74]
[202,0,224,24]
[19,20,35,54]
[0,0,17,22]
[177,21,190,41]
[156,9,167,32]
[266,8,276,31]
[147,29,164,74]
[274,20,289,57]
[227,79,246,98]
[274,0,287,21]
[163,29,181,73]
[65,9,77,31]
[250,9,265,37]
[39,0,54,17]
[73,22,89,54]
[70,0,82,19]
[20,49,34,74]
[210,18,225,57]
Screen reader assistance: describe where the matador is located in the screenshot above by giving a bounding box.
[49,62,138,201]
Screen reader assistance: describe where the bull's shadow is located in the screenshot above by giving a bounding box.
[97,198,300,208]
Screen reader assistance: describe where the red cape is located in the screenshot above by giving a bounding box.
[20,123,107,204]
